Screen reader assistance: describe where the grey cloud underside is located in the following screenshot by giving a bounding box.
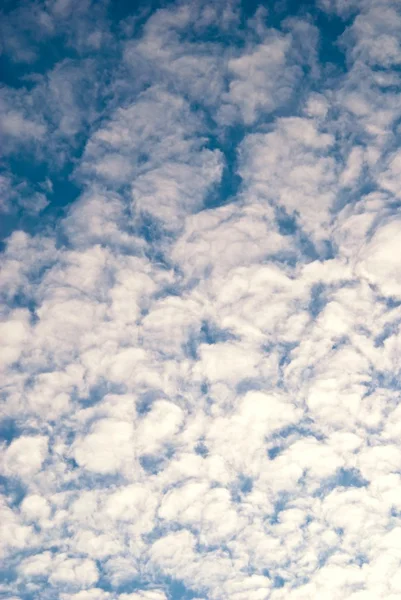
[2,0,401,599]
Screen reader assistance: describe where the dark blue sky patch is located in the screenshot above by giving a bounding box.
[64,469,125,493]
[272,423,325,443]
[313,467,369,498]
[136,389,166,415]
[381,296,401,310]
[293,224,326,261]
[79,379,127,407]
[200,319,238,345]
[276,341,299,368]
[276,207,298,236]
[235,377,266,395]
[331,335,350,351]
[371,370,401,391]
[64,456,80,471]
[336,467,369,488]
[0,418,20,445]
[167,578,201,600]
[239,474,253,494]
[308,282,327,318]
[140,453,170,475]
[204,127,244,209]
[273,575,286,589]
[194,440,208,457]
[109,571,202,599]
[109,576,153,595]
[183,330,200,360]
[267,445,282,460]
[139,454,163,474]
[231,474,253,502]
[0,564,18,592]
[1,160,81,243]
[269,494,289,525]
[318,547,337,569]
[353,554,369,567]
[0,475,27,507]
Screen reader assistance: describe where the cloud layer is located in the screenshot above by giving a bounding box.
[2,0,401,599]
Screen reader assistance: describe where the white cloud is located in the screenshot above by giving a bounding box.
[0,309,31,371]
[172,202,290,280]
[73,419,134,474]
[340,146,365,188]
[238,116,337,244]
[119,592,167,600]
[1,435,48,478]
[0,110,46,140]
[61,590,111,600]
[150,529,197,577]
[21,494,51,521]
[356,219,401,298]
[221,34,300,125]
[49,555,99,589]
[79,86,224,228]
[0,496,34,559]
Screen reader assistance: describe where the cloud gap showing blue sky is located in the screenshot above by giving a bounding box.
[2,0,401,599]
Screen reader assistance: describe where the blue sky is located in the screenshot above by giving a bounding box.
[2,0,401,599]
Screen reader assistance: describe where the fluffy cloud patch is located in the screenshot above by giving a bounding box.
[1,435,48,478]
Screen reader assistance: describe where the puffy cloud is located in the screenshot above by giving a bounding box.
[0,309,31,371]
[238,116,337,245]
[221,34,301,125]
[48,555,99,589]
[0,496,34,559]
[61,591,111,600]
[73,419,134,474]
[356,219,401,298]
[1,435,48,478]
[20,494,51,521]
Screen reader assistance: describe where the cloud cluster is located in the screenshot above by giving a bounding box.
[2,0,401,599]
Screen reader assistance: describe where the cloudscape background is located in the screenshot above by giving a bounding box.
[2,0,401,598]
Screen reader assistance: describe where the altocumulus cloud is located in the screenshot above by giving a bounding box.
[2,0,401,598]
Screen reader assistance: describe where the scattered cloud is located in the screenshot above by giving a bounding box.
[2,1,401,599]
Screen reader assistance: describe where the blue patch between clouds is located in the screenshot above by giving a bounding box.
[272,423,325,442]
[0,418,20,445]
[194,440,208,457]
[314,467,369,498]
[269,494,289,525]
[273,575,286,589]
[0,475,26,507]
[184,320,237,359]
[232,474,253,503]
[336,467,368,488]
[139,454,166,474]
[204,127,244,209]
[108,574,201,599]
[168,578,201,600]
[200,320,237,345]
[277,208,298,236]
[309,283,327,318]
[239,474,253,494]
[268,446,281,460]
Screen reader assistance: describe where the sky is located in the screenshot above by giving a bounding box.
[2,0,401,598]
